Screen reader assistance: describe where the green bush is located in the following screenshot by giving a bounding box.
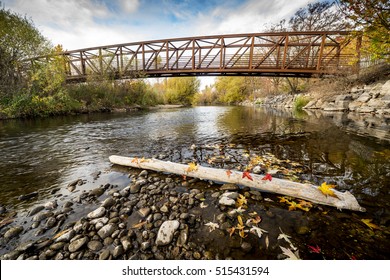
[293,96,310,111]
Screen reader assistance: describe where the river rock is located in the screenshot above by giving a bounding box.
[102,197,115,208]
[176,227,189,247]
[18,191,38,201]
[218,193,236,206]
[138,207,151,218]
[112,245,124,258]
[88,240,103,251]
[98,223,117,239]
[156,220,180,246]
[68,236,88,253]
[28,205,45,216]
[89,187,105,197]
[56,229,75,243]
[44,200,58,210]
[220,183,239,191]
[32,212,49,222]
[99,249,111,260]
[45,217,57,229]
[4,226,23,239]
[87,207,106,219]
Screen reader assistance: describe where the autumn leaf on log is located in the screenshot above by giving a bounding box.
[318,182,337,197]
[226,170,233,178]
[139,157,149,163]
[308,244,321,254]
[278,196,290,203]
[186,162,198,173]
[361,219,380,230]
[242,171,253,181]
[131,157,139,164]
[262,173,272,181]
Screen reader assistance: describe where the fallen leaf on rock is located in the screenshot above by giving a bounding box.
[361,219,380,230]
[200,202,208,208]
[288,201,298,211]
[228,227,236,237]
[236,194,247,208]
[52,228,71,240]
[132,221,147,229]
[242,171,253,181]
[280,246,301,260]
[318,182,337,197]
[205,222,219,232]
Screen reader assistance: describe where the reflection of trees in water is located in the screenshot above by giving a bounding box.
[216,107,390,205]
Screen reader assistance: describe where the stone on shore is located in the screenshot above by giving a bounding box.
[87,207,106,219]
[156,220,180,246]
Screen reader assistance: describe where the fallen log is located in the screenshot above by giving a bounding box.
[109,155,365,212]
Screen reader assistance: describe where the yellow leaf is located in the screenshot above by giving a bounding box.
[288,201,298,211]
[186,162,198,173]
[237,215,244,226]
[361,219,380,230]
[278,196,290,203]
[236,194,247,208]
[318,182,337,197]
[131,157,139,164]
[52,228,71,240]
[140,157,149,163]
[239,229,247,238]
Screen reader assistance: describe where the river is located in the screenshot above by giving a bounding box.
[0,106,389,259]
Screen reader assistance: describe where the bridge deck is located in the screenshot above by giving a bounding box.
[27,31,359,81]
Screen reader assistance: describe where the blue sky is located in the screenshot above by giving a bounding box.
[3,0,315,50]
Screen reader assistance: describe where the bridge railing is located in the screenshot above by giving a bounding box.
[25,31,359,81]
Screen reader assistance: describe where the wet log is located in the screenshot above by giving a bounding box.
[109,155,365,212]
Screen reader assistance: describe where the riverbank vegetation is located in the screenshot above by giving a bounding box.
[0,1,388,119]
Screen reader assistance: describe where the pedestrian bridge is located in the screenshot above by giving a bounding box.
[28,31,359,82]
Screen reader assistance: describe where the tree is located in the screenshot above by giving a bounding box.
[0,5,50,96]
[163,77,200,105]
[337,0,390,61]
[214,77,250,104]
[265,1,351,94]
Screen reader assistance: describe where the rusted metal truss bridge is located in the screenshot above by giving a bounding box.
[28,31,359,82]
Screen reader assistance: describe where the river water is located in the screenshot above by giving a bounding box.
[0,106,389,259]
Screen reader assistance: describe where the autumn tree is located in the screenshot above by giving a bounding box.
[214,77,250,104]
[163,77,200,105]
[337,0,390,61]
[0,5,50,96]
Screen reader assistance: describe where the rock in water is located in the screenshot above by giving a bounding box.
[4,226,23,239]
[87,207,106,219]
[156,220,180,246]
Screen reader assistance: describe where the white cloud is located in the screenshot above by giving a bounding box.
[120,0,140,14]
[3,0,315,51]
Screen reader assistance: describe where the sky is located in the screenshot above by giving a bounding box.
[3,0,316,88]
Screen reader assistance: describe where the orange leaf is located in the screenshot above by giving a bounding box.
[226,170,233,178]
[242,171,253,181]
[131,157,139,164]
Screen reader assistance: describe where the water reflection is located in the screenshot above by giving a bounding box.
[0,106,389,212]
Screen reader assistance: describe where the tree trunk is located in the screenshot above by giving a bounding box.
[109,155,365,212]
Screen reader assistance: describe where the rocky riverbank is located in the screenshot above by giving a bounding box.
[1,151,389,260]
[246,79,390,115]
